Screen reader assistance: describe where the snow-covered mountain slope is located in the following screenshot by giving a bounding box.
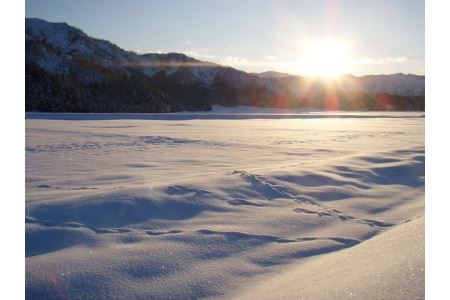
[256,71,425,97]
[26,18,216,85]
[334,74,425,97]
[253,71,292,79]
[357,73,425,97]
[26,18,133,75]
[136,52,220,85]
[25,18,425,112]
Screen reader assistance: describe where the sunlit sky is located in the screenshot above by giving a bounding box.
[26,0,424,76]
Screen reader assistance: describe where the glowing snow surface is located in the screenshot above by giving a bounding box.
[26,111,424,299]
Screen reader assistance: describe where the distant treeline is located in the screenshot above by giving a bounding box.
[26,63,424,113]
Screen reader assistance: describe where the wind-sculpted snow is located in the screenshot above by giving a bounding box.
[26,114,424,299]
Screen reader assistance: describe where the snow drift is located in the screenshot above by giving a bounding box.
[26,112,424,299]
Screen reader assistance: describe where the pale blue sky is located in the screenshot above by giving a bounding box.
[26,0,424,76]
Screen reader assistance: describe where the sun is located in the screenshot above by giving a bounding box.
[299,41,351,77]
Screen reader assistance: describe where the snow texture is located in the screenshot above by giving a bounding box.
[26,111,424,299]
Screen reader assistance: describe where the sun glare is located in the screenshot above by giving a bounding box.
[299,41,351,77]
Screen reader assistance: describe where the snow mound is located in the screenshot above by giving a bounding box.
[233,216,424,300]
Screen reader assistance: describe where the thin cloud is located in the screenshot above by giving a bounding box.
[262,56,278,61]
[218,57,296,68]
[145,49,165,54]
[219,56,251,66]
[353,56,408,65]
[182,48,218,60]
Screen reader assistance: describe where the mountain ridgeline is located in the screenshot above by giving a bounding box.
[26,18,425,112]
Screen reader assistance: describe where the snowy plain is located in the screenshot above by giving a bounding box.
[25,109,424,299]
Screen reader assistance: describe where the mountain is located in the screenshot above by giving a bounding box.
[346,73,425,97]
[26,18,425,112]
[255,71,425,97]
[253,71,292,79]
